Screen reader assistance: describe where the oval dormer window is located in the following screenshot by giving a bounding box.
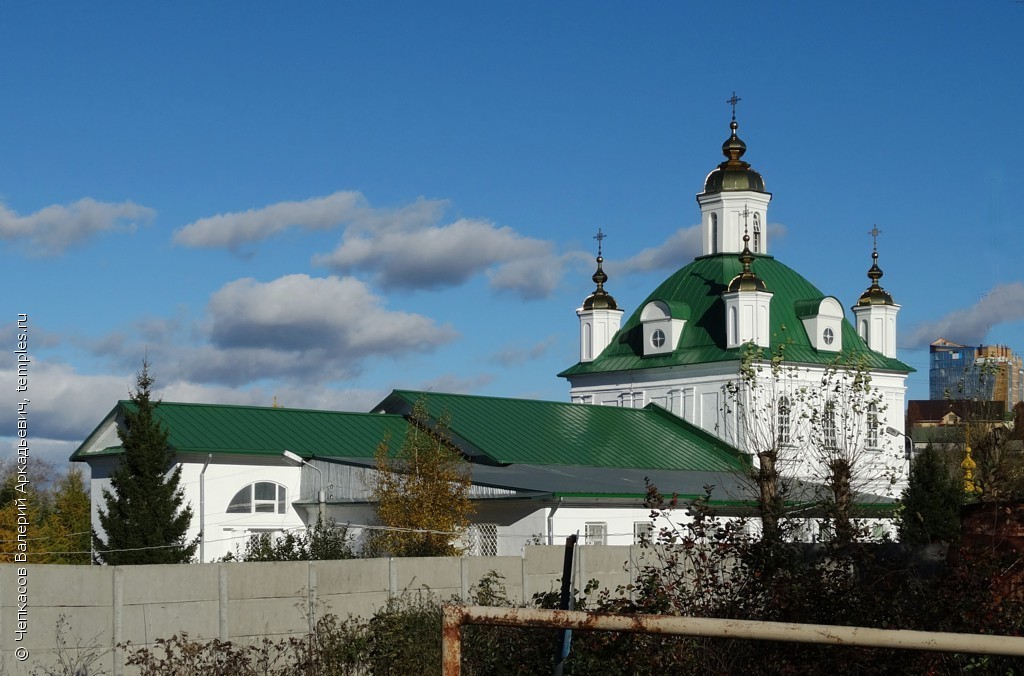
[823,327,834,345]
[651,329,666,348]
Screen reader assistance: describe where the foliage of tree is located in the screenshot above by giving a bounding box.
[896,445,962,545]
[368,399,474,557]
[0,462,90,564]
[93,361,198,564]
[968,427,1024,503]
[222,517,355,562]
[36,467,92,564]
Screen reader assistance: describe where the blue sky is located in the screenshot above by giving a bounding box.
[2,2,1023,465]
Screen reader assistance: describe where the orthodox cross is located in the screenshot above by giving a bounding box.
[869,225,882,250]
[740,205,751,235]
[727,91,741,120]
[594,228,606,257]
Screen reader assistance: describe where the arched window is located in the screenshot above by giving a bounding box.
[227,482,287,514]
[867,403,880,448]
[752,213,762,253]
[777,396,791,445]
[711,213,718,254]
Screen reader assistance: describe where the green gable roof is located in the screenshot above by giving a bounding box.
[560,253,913,378]
[70,401,409,461]
[376,389,749,473]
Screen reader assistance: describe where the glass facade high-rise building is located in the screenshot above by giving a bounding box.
[929,339,1024,412]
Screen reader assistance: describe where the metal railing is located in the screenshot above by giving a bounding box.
[441,605,1024,675]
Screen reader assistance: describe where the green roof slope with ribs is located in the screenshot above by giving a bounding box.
[376,389,748,472]
[70,401,410,460]
[72,394,748,477]
[560,252,913,378]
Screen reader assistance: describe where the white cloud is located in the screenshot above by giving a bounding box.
[173,191,447,250]
[0,362,133,444]
[615,222,788,275]
[316,216,563,299]
[163,273,461,385]
[488,335,559,367]
[905,282,1024,348]
[0,198,154,255]
[616,225,703,274]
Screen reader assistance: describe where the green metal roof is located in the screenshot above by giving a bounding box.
[70,401,409,461]
[560,253,914,378]
[376,390,749,472]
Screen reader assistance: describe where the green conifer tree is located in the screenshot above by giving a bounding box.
[93,361,198,564]
[897,445,962,545]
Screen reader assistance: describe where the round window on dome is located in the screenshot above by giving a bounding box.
[651,329,666,348]
[823,327,834,345]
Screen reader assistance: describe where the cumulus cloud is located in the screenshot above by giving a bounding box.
[617,225,703,274]
[0,362,133,443]
[905,282,1024,348]
[614,222,788,275]
[173,191,447,251]
[488,335,560,367]
[160,274,461,385]
[315,215,563,299]
[0,198,154,255]
[413,373,497,395]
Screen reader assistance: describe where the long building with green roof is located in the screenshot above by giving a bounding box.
[75,390,775,560]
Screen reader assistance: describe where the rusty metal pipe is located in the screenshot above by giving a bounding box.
[441,605,1024,675]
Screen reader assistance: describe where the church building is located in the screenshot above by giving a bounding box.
[561,106,913,498]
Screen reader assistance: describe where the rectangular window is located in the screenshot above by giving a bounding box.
[823,403,837,450]
[867,405,880,449]
[633,521,653,545]
[468,523,498,556]
[585,522,607,546]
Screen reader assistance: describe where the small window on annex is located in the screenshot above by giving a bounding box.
[585,522,607,546]
[227,482,287,514]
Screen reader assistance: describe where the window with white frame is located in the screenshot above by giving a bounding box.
[823,402,837,450]
[633,521,654,544]
[227,481,287,514]
[468,523,498,556]
[711,213,718,254]
[753,213,761,253]
[584,522,607,546]
[777,396,791,445]
[867,403,880,449]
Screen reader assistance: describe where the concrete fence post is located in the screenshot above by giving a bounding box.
[308,561,318,626]
[112,567,123,676]
[218,564,229,640]
[521,556,528,604]
[460,557,469,600]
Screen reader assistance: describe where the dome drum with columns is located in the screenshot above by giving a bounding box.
[562,99,912,497]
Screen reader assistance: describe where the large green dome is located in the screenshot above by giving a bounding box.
[560,253,911,378]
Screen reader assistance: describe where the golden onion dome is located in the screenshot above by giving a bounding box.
[726,233,767,293]
[856,249,895,306]
[703,118,767,194]
[583,256,618,310]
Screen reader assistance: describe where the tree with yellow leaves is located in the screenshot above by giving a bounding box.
[368,399,474,557]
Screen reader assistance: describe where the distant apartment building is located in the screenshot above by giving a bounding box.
[929,338,1024,412]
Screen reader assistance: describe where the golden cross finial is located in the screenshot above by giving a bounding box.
[869,225,882,250]
[727,91,741,120]
[593,228,606,257]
